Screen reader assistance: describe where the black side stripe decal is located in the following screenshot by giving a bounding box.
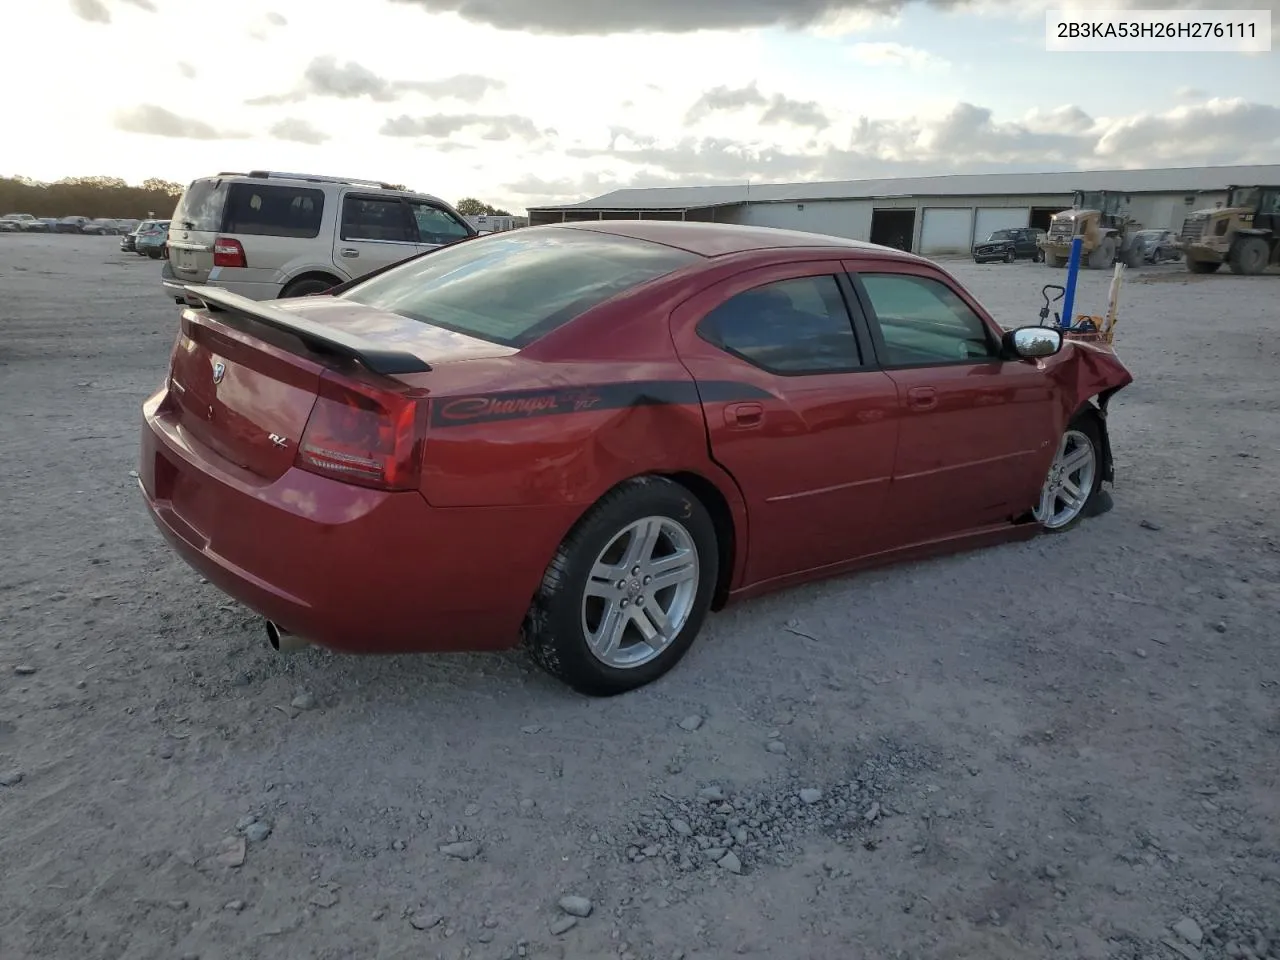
[429,380,773,428]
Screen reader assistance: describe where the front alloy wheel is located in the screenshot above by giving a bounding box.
[1034,419,1101,531]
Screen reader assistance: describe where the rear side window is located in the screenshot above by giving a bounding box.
[341,196,414,243]
[698,276,862,375]
[223,183,324,238]
[341,228,698,348]
[172,178,228,232]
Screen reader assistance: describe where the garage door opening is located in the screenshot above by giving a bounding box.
[870,209,915,252]
[1030,207,1064,232]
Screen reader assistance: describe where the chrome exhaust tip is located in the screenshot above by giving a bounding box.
[265,620,310,653]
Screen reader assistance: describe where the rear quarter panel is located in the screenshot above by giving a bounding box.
[418,357,719,510]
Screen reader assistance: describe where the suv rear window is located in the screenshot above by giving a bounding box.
[223,182,324,238]
[341,228,699,348]
[172,178,229,233]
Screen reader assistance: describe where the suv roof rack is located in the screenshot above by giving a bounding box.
[245,170,402,190]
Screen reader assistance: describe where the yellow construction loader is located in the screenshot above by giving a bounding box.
[1179,185,1280,275]
[1039,190,1145,269]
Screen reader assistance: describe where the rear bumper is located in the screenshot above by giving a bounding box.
[162,266,285,303]
[138,390,575,654]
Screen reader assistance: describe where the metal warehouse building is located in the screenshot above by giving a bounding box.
[526,164,1280,256]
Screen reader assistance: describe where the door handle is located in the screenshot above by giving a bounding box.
[906,386,938,410]
[725,402,764,428]
[340,248,360,258]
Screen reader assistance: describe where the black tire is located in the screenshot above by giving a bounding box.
[1187,258,1220,274]
[280,275,338,298]
[1087,236,1116,269]
[1004,247,1016,263]
[1034,248,1045,263]
[1228,236,1269,275]
[522,476,719,696]
[1036,411,1104,535]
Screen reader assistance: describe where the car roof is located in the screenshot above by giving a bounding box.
[554,219,926,262]
[197,172,450,207]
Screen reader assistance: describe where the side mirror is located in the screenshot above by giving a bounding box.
[1003,325,1063,360]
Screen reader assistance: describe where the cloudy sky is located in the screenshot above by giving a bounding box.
[3,0,1277,213]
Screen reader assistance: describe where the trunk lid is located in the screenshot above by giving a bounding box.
[167,292,517,481]
[169,316,323,481]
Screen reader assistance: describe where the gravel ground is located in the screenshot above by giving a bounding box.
[1,233,1278,960]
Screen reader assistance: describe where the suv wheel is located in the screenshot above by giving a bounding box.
[280,276,338,298]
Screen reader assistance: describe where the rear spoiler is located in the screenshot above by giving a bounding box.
[181,285,432,376]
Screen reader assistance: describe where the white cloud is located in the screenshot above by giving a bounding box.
[848,41,949,69]
[6,0,1277,216]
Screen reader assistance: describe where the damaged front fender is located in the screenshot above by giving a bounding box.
[1045,338,1134,483]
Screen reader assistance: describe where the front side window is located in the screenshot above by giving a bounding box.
[341,228,698,348]
[858,273,998,366]
[697,275,861,375]
[409,201,473,245]
[223,183,323,238]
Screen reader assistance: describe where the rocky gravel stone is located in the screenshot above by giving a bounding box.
[1175,918,1205,947]
[439,840,482,860]
[558,895,593,917]
[622,744,929,874]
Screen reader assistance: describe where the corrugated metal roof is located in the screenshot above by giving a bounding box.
[530,164,1280,212]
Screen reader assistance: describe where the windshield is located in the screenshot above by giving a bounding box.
[341,228,700,348]
[987,230,1016,241]
[1228,187,1260,209]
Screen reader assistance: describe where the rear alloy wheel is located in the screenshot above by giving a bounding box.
[523,476,718,696]
[1034,415,1102,533]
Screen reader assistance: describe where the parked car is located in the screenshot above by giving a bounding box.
[138,220,1134,696]
[31,218,57,233]
[122,219,156,252]
[55,216,92,233]
[0,213,38,232]
[161,170,476,304]
[136,220,170,258]
[82,217,121,235]
[973,227,1046,263]
[1130,229,1182,263]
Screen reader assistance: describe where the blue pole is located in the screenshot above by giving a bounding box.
[1060,237,1083,329]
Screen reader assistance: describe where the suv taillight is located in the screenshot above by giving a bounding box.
[213,237,247,268]
[295,373,425,491]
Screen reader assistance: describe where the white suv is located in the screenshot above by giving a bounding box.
[161,171,477,303]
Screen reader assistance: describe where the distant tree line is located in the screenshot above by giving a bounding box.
[0,175,185,219]
[0,177,517,221]
[455,197,513,217]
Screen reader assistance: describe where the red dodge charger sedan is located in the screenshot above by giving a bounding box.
[138,220,1133,696]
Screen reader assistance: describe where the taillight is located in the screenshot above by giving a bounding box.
[295,373,424,491]
[213,237,247,268]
